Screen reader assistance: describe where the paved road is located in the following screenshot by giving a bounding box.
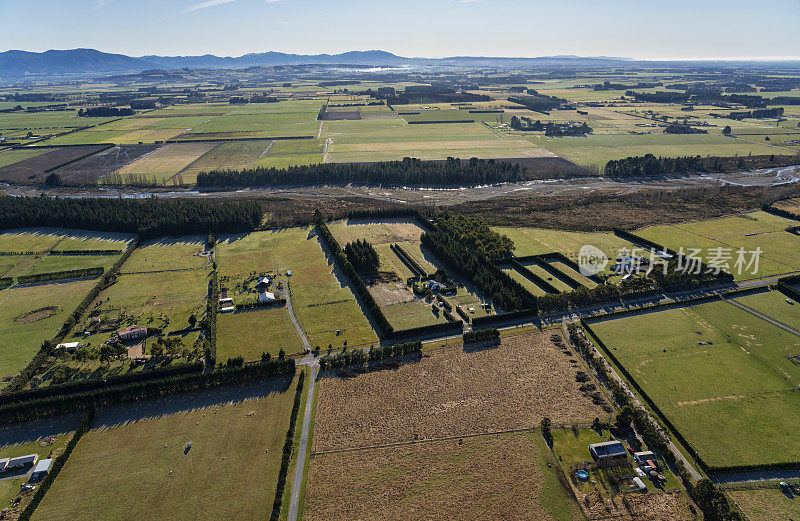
[287,364,317,521]
[282,280,311,352]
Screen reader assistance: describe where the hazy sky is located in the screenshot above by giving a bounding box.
[1,0,799,60]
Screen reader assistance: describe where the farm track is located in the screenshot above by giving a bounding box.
[722,296,800,337]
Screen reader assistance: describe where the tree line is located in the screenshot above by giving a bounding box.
[344,239,379,272]
[196,157,525,188]
[0,197,262,239]
[269,371,305,521]
[319,341,422,370]
[78,107,135,117]
[604,153,800,177]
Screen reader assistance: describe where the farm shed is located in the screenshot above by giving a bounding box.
[7,454,38,469]
[0,458,8,472]
[56,341,81,351]
[255,276,271,289]
[634,450,656,466]
[29,458,53,482]
[588,441,628,467]
[219,297,234,306]
[220,306,235,313]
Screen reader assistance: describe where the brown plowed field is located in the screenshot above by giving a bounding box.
[313,331,606,452]
[0,146,107,183]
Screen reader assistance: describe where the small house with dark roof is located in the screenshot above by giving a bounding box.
[588,441,628,467]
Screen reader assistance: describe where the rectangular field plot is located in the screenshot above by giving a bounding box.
[0,147,50,168]
[174,140,273,183]
[493,226,633,274]
[503,267,551,296]
[120,236,209,273]
[520,262,576,293]
[251,139,323,169]
[313,331,607,452]
[587,300,800,468]
[37,129,128,146]
[328,218,489,328]
[216,228,377,351]
[109,142,216,184]
[637,212,800,280]
[216,307,302,360]
[0,228,132,254]
[25,253,120,275]
[30,379,298,521]
[727,487,800,521]
[0,279,97,386]
[48,144,163,185]
[306,431,583,521]
[0,145,108,184]
[186,113,318,137]
[734,290,800,330]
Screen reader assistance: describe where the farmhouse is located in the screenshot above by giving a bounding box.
[115,325,147,342]
[255,276,271,289]
[29,458,53,482]
[588,441,628,467]
[6,454,38,469]
[258,291,277,303]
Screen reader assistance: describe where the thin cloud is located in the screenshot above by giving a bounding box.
[182,0,236,14]
[94,0,115,9]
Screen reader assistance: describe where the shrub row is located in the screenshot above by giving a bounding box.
[50,249,124,256]
[205,270,218,367]
[234,297,286,311]
[18,410,95,521]
[390,243,426,277]
[269,370,305,521]
[463,328,500,343]
[319,341,422,370]
[0,359,295,424]
[17,267,104,284]
[5,239,139,393]
[0,362,203,405]
[386,319,463,341]
[764,203,800,222]
[0,276,11,288]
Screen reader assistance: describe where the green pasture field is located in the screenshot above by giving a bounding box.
[121,236,208,273]
[734,290,800,330]
[216,307,302,360]
[39,129,127,146]
[186,113,318,137]
[0,147,50,168]
[0,279,97,386]
[381,300,444,330]
[548,260,597,288]
[143,103,233,117]
[0,111,109,130]
[2,256,42,278]
[637,212,800,280]
[251,139,324,169]
[111,142,216,184]
[227,99,325,114]
[502,267,550,296]
[400,109,475,123]
[31,378,299,521]
[0,228,66,253]
[519,262,575,293]
[52,231,133,251]
[216,227,377,351]
[727,487,800,521]
[0,254,26,276]
[320,118,551,162]
[588,300,800,468]
[112,128,188,144]
[177,140,273,183]
[90,269,208,328]
[23,254,119,276]
[529,132,780,170]
[0,432,75,511]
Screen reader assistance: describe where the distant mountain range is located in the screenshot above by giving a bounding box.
[1,48,796,79]
[0,48,637,78]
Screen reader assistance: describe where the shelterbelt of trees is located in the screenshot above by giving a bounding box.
[196,157,525,187]
[0,197,262,238]
[604,153,800,177]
